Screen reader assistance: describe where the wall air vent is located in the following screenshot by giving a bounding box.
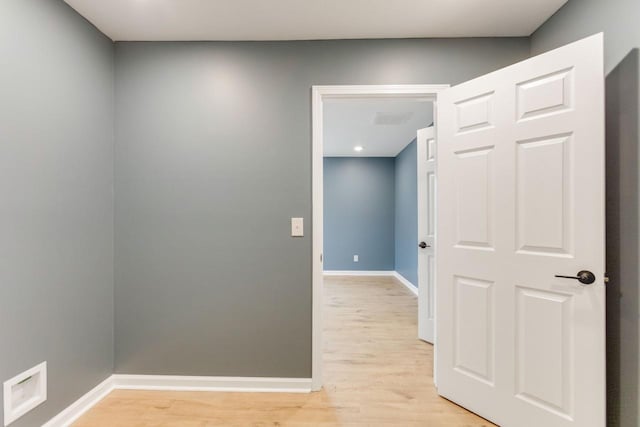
[3,362,47,426]
[372,112,414,125]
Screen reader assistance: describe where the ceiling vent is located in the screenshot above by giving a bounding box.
[373,112,414,125]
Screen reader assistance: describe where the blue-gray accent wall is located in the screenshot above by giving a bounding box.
[323,138,419,286]
[323,157,396,271]
[0,1,114,425]
[395,139,419,286]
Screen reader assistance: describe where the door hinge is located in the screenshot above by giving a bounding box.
[604,273,610,284]
[320,253,323,263]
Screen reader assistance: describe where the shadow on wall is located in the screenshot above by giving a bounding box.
[605,48,639,427]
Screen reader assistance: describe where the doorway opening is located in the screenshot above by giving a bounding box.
[311,85,448,391]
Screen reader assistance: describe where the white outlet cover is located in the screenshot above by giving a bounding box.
[3,362,47,426]
[353,255,359,262]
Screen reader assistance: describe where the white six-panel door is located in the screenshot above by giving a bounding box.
[435,34,605,427]
[417,126,436,344]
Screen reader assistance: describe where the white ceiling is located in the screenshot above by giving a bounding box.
[64,0,568,41]
[324,99,433,157]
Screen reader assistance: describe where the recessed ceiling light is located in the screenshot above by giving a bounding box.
[354,146,364,152]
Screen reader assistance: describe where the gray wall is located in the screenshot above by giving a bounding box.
[113,38,529,377]
[323,157,396,271]
[0,1,114,426]
[395,139,419,286]
[531,0,640,75]
[532,2,640,425]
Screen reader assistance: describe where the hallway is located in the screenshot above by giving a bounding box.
[75,276,492,426]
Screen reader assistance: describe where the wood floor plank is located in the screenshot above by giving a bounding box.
[75,275,494,426]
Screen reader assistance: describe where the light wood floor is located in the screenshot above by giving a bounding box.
[75,275,493,426]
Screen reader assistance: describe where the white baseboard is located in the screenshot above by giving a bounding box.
[392,271,419,296]
[323,270,395,276]
[42,376,114,427]
[112,375,312,393]
[43,375,311,426]
[323,270,418,296]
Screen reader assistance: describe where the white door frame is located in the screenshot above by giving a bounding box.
[311,84,450,391]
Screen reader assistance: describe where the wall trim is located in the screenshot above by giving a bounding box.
[392,271,419,296]
[323,270,395,276]
[43,375,311,426]
[42,376,114,427]
[323,270,418,296]
[111,375,312,393]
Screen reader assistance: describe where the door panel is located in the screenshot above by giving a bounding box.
[455,92,495,133]
[454,146,494,249]
[454,276,495,385]
[517,68,572,121]
[427,172,436,237]
[516,134,573,256]
[516,287,573,418]
[436,34,605,427]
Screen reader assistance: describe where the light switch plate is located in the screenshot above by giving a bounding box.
[291,217,304,237]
